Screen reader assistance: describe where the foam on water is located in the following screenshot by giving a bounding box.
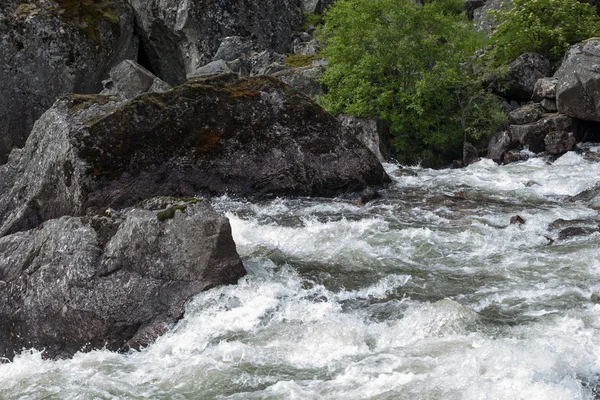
[3,154,600,399]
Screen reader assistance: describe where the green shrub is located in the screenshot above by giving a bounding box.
[489,0,600,64]
[303,12,324,29]
[317,0,506,166]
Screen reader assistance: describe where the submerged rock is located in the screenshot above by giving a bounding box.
[0,74,389,237]
[0,0,137,163]
[0,198,245,360]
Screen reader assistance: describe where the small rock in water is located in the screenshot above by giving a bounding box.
[357,187,380,205]
[510,215,525,225]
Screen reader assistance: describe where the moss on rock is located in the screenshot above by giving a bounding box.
[157,205,187,222]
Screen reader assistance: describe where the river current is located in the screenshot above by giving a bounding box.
[3,151,600,399]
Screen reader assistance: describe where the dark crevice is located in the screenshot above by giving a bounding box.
[136,36,158,77]
[579,119,600,143]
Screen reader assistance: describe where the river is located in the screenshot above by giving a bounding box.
[2,151,600,399]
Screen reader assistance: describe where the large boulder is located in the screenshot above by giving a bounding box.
[0,0,137,164]
[129,0,303,84]
[556,39,600,122]
[0,74,389,237]
[0,197,246,360]
[504,53,551,101]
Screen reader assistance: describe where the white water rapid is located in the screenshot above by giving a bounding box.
[3,152,600,399]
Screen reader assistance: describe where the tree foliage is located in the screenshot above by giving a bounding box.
[489,0,600,64]
[317,0,506,166]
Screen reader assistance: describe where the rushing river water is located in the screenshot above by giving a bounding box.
[4,151,600,399]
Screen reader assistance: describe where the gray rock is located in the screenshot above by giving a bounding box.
[129,0,303,85]
[463,142,481,166]
[250,51,287,76]
[301,0,334,14]
[487,130,513,163]
[272,65,324,99]
[540,98,558,112]
[188,59,233,79]
[487,114,580,162]
[213,36,253,62]
[556,39,600,122]
[532,77,558,102]
[505,53,551,101]
[0,198,245,360]
[293,38,321,56]
[508,103,544,125]
[544,131,577,154]
[473,0,507,33]
[0,75,389,237]
[337,115,385,162]
[503,149,529,164]
[465,0,486,19]
[102,60,172,99]
[510,114,579,153]
[0,0,137,164]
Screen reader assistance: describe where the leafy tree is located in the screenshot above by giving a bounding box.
[317,0,506,166]
[489,0,600,64]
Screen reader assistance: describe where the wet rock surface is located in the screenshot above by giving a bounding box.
[0,198,246,360]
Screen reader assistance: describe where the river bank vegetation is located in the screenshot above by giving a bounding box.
[316,0,600,166]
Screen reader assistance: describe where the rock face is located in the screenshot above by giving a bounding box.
[129,0,303,84]
[0,198,246,360]
[0,74,389,237]
[0,0,137,164]
[556,39,600,122]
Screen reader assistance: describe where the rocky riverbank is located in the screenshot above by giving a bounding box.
[0,0,388,361]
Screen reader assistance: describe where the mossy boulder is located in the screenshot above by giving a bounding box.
[0,74,389,237]
[0,0,137,164]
